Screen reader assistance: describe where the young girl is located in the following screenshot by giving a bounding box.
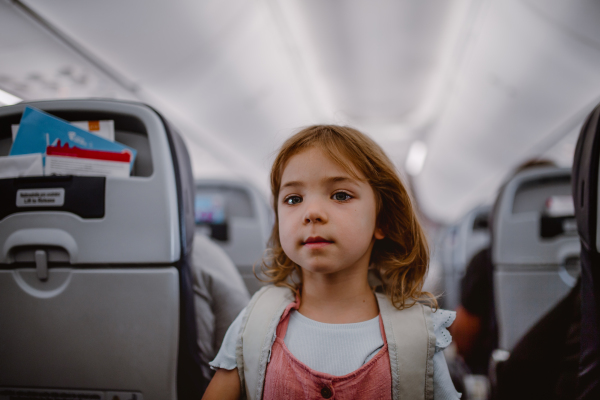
[203,125,460,400]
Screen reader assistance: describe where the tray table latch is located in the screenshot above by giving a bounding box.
[35,249,48,281]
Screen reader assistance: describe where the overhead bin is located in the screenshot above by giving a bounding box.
[0,99,204,399]
[493,166,580,351]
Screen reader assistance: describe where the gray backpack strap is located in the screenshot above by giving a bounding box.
[236,285,294,400]
[377,294,435,400]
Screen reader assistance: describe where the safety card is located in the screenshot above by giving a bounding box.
[9,106,136,171]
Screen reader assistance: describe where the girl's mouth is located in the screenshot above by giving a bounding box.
[303,236,333,248]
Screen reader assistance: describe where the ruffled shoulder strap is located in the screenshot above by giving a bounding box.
[431,309,456,353]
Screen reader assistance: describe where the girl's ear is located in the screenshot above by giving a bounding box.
[374,227,385,240]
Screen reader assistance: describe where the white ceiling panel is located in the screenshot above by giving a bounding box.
[20,0,256,85]
[415,0,600,222]
[276,0,474,127]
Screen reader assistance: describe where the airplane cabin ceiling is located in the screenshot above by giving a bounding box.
[274,0,472,124]
[2,0,600,223]
[418,0,600,221]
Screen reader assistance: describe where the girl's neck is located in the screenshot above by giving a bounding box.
[297,271,379,324]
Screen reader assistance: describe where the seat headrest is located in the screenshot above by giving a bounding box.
[0,99,195,264]
[492,166,576,265]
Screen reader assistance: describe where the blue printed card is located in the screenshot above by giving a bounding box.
[9,106,136,169]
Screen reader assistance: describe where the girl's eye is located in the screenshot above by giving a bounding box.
[285,195,302,205]
[332,192,352,201]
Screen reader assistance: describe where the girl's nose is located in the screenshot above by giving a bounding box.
[303,200,327,224]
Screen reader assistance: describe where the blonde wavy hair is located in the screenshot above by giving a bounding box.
[260,125,436,310]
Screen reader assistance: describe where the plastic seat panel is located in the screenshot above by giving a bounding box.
[0,267,179,400]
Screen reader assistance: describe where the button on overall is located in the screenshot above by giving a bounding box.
[320,386,333,398]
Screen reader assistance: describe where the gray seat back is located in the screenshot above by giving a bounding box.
[194,179,272,294]
[0,99,198,399]
[492,166,580,350]
[441,205,491,310]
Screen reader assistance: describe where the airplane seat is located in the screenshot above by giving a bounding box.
[0,99,206,399]
[194,178,272,295]
[461,206,492,269]
[572,102,600,399]
[492,166,580,352]
[435,224,458,310]
[442,205,491,310]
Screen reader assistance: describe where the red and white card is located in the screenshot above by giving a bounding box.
[45,141,132,177]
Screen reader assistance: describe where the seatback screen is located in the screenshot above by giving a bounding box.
[194,193,226,224]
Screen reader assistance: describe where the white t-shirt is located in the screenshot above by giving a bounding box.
[211,306,461,399]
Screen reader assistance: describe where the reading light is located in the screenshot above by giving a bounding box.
[405,141,428,176]
[0,88,22,106]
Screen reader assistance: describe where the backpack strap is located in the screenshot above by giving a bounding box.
[236,285,294,400]
[377,294,435,400]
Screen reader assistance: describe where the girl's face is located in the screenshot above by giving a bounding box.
[277,146,384,278]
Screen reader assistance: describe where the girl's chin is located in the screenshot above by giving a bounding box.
[300,264,350,276]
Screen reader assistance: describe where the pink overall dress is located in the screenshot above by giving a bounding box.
[263,299,393,400]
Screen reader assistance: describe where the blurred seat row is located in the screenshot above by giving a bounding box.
[437,108,600,399]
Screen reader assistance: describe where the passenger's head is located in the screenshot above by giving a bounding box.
[261,125,435,309]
